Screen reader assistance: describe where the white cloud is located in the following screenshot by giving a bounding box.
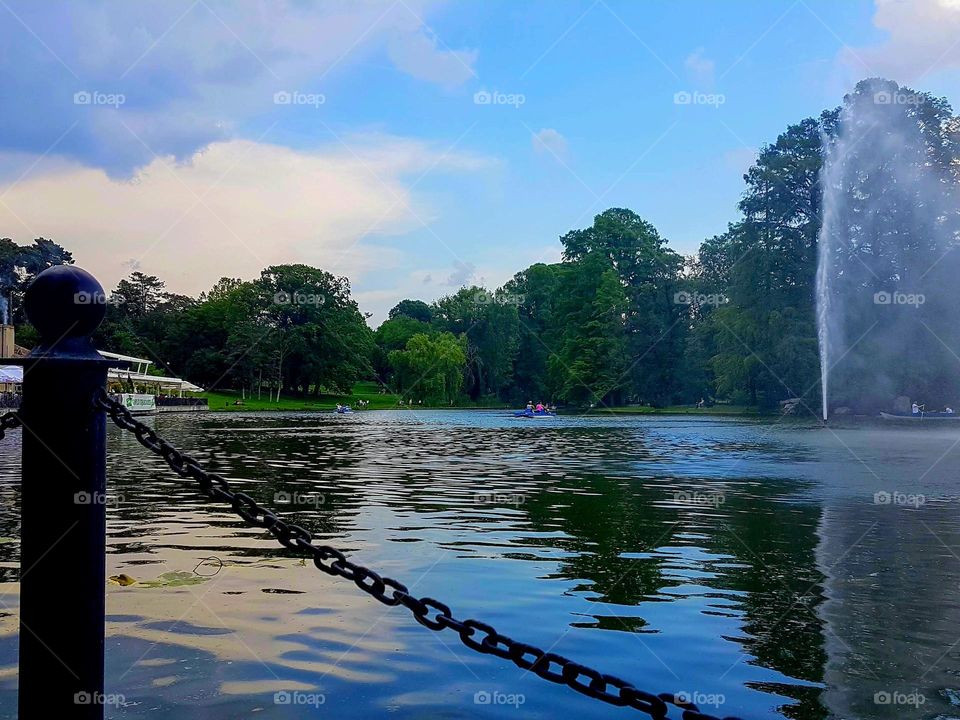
[0,136,490,298]
[532,128,568,160]
[357,243,563,326]
[0,0,479,173]
[446,259,478,286]
[841,0,960,81]
[387,28,478,88]
[684,47,716,87]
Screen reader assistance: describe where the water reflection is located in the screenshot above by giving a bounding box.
[1,412,960,718]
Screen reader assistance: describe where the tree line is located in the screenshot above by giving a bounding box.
[2,78,958,410]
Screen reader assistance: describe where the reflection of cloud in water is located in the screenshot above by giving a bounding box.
[103,554,409,694]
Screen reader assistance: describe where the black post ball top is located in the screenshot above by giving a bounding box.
[24,265,107,341]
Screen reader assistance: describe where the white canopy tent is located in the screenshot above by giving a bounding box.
[0,352,204,396]
[101,350,204,396]
[0,366,23,384]
[106,369,205,395]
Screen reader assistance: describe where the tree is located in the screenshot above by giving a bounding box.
[547,254,630,406]
[373,314,432,385]
[254,264,372,397]
[0,237,73,325]
[561,209,686,404]
[388,332,466,403]
[388,299,433,323]
[702,114,830,408]
[503,263,561,402]
[112,272,168,318]
[431,287,519,400]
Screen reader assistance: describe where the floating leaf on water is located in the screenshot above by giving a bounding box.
[108,574,137,586]
[137,572,208,588]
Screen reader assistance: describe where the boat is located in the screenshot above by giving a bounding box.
[335,406,353,414]
[880,411,960,421]
[513,409,556,418]
[100,351,207,414]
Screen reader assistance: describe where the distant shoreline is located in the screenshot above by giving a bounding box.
[201,389,770,416]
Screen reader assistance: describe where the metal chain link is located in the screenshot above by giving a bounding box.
[0,411,22,442]
[95,388,742,720]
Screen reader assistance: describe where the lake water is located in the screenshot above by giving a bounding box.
[1,410,960,719]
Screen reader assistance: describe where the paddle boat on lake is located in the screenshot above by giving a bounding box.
[335,404,354,414]
[513,409,556,418]
[513,402,556,418]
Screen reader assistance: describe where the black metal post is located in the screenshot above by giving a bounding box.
[10,266,127,719]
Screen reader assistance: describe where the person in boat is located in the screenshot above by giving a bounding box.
[912,402,922,415]
[336,404,343,412]
[947,407,955,414]
[526,401,533,411]
[535,402,545,413]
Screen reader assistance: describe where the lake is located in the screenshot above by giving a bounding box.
[1,410,959,719]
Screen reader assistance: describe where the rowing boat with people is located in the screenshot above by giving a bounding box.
[879,411,960,421]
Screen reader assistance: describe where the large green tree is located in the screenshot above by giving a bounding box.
[388,332,466,403]
[700,113,830,407]
[561,209,686,405]
[431,287,519,400]
[547,253,630,405]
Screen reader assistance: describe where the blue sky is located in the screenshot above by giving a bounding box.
[2,0,959,324]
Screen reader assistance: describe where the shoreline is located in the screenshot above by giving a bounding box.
[201,390,770,417]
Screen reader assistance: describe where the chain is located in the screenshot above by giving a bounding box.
[0,411,22,442]
[95,388,741,720]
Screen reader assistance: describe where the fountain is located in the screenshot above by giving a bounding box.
[815,79,960,417]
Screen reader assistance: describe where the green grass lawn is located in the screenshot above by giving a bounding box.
[203,382,510,412]
[586,404,763,416]
[203,385,762,415]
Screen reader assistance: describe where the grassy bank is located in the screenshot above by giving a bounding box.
[586,404,764,416]
[202,386,766,416]
[203,382,510,412]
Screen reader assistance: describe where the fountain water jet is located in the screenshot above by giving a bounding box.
[815,79,960,417]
